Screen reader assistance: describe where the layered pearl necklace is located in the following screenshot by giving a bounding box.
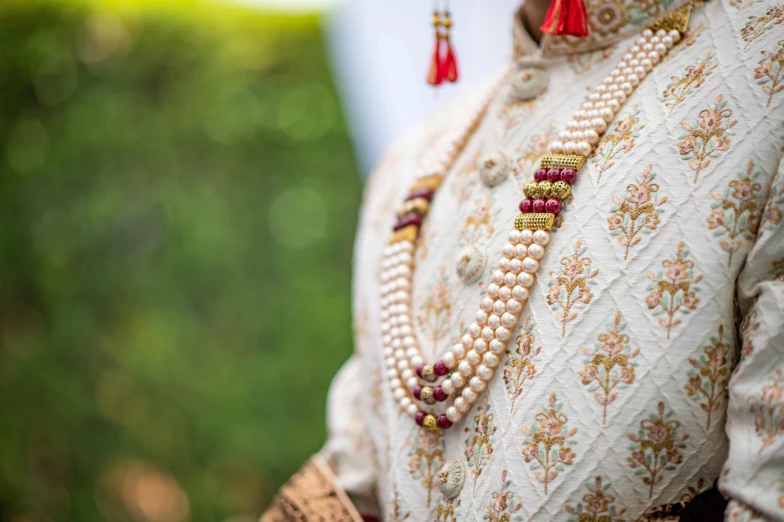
[381,24,686,432]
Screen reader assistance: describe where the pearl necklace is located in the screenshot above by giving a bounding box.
[381,25,685,432]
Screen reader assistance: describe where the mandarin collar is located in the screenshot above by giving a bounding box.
[513,0,693,57]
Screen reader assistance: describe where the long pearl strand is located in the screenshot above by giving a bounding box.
[382,27,682,433]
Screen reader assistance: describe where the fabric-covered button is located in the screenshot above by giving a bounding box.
[511,67,548,101]
[455,245,487,284]
[438,460,466,499]
[479,151,511,188]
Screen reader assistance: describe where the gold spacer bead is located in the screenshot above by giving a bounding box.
[540,154,585,171]
[551,180,571,200]
[389,225,418,244]
[411,174,443,192]
[524,181,541,200]
[397,197,430,219]
[420,386,436,405]
[514,213,555,231]
[423,414,439,432]
[421,365,437,383]
[537,180,553,199]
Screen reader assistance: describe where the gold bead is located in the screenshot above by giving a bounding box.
[537,180,553,199]
[540,154,585,171]
[420,386,436,405]
[524,181,541,200]
[514,213,555,231]
[397,197,430,219]
[551,180,571,200]
[421,365,437,383]
[389,225,418,244]
[423,414,439,432]
[411,174,443,192]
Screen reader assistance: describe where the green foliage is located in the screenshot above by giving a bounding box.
[0,1,360,520]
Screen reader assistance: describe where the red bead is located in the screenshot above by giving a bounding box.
[560,168,577,184]
[413,385,423,400]
[433,361,448,376]
[545,198,563,214]
[534,168,548,182]
[532,198,546,213]
[518,198,533,213]
[415,364,424,378]
[547,168,561,182]
[415,411,426,426]
[394,212,422,231]
[433,387,447,401]
[436,415,453,429]
[405,188,434,201]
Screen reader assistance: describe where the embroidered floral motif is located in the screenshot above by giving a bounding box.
[388,483,410,522]
[499,98,538,133]
[662,51,717,114]
[434,498,460,522]
[564,476,626,522]
[504,316,542,412]
[514,123,559,187]
[645,242,702,339]
[747,369,784,452]
[520,393,578,494]
[741,4,784,48]
[579,312,639,424]
[677,94,737,183]
[591,105,644,183]
[483,470,523,522]
[459,196,503,246]
[417,266,453,354]
[548,240,599,337]
[740,307,761,358]
[567,47,614,75]
[708,160,763,267]
[685,324,732,429]
[451,148,483,204]
[665,20,706,61]
[756,39,784,107]
[608,164,667,260]
[464,396,498,492]
[730,0,764,10]
[762,182,784,231]
[406,429,445,507]
[627,402,689,498]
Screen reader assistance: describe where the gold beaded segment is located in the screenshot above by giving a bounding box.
[390,225,419,243]
[539,154,585,170]
[515,213,555,231]
[397,197,431,218]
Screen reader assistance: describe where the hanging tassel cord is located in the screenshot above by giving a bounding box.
[540,0,590,37]
[427,10,445,86]
[441,11,459,83]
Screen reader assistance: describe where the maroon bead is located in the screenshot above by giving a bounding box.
[433,387,447,402]
[560,168,577,184]
[415,411,426,426]
[405,188,434,202]
[436,415,453,429]
[547,168,561,182]
[433,361,448,376]
[393,212,422,231]
[534,168,548,182]
[415,364,424,378]
[532,198,547,213]
[545,198,563,214]
[518,198,533,213]
[413,385,423,400]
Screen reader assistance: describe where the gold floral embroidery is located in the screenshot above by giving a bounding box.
[504,316,542,412]
[627,402,689,498]
[762,182,784,231]
[464,396,497,492]
[740,307,761,358]
[677,94,737,183]
[708,159,763,267]
[645,242,702,339]
[730,0,764,10]
[417,266,452,354]
[665,20,706,61]
[434,498,459,522]
[520,393,578,494]
[756,39,784,107]
[499,98,538,133]
[608,164,667,260]
[547,240,599,337]
[741,4,784,49]
[591,105,644,183]
[406,429,445,507]
[685,324,732,429]
[450,148,482,204]
[565,476,626,522]
[460,196,502,246]
[388,483,410,522]
[514,123,559,187]
[483,470,523,522]
[567,47,614,75]
[748,369,784,452]
[579,312,639,424]
[661,51,717,114]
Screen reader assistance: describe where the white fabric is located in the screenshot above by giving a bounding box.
[323,0,784,520]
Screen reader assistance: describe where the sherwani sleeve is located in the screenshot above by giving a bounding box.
[721,158,784,522]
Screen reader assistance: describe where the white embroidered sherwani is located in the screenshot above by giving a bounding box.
[321,1,784,521]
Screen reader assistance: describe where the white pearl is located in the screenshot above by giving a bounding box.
[576,141,592,157]
[586,109,599,119]
[584,129,600,144]
[501,312,518,328]
[462,387,478,403]
[527,243,545,260]
[574,110,587,120]
[407,376,420,390]
[489,339,505,354]
[513,244,527,259]
[648,51,660,64]
[628,73,640,86]
[512,285,529,301]
[630,45,640,54]
[498,258,510,271]
[458,361,473,377]
[393,388,405,400]
[506,298,523,314]
[655,29,666,38]
[386,368,398,380]
[533,230,550,245]
[594,101,606,109]
[411,355,423,367]
[509,259,522,273]
[385,358,396,370]
[488,313,502,330]
[607,99,621,112]
[455,397,468,412]
[641,58,653,71]
[446,407,462,422]
[606,84,618,93]
[452,372,466,387]
[402,368,414,380]
[655,43,666,55]
[482,326,495,341]
[407,404,419,417]
[522,257,540,273]
[614,75,626,84]
[481,297,494,312]
[595,84,607,93]
[563,141,577,155]
[460,335,472,349]
[602,76,614,85]
[669,30,680,43]
[612,91,626,103]
[474,338,488,354]
[519,229,533,244]
[475,311,488,325]
[468,322,481,338]
[501,243,514,258]
[405,348,417,359]
[549,140,564,153]
[662,35,673,48]
[486,284,500,298]
[476,364,494,381]
[591,117,607,133]
[565,119,579,130]
[492,301,506,316]
[636,37,647,46]
[491,270,505,285]
[558,130,572,141]
[620,82,633,95]
[391,378,402,389]
[599,108,614,122]
[578,119,591,131]
[397,360,408,371]
[517,272,535,287]
[469,376,486,392]
[642,43,653,52]
[442,352,456,369]
[498,286,512,301]
[508,230,521,244]
[401,397,412,409]
[600,93,612,101]
[642,28,653,38]
[483,352,500,368]
[495,326,511,341]
[442,379,454,394]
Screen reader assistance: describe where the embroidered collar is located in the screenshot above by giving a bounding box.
[513,0,693,56]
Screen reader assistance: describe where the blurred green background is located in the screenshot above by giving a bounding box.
[0,0,361,520]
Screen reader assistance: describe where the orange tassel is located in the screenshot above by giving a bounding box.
[540,0,590,37]
[426,36,444,86]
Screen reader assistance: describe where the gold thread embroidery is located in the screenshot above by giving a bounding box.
[547,240,598,337]
[755,39,784,108]
[677,94,737,183]
[741,4,784,49]
[685,324,732,430]
[483,470,523,522]
[417,266,453,354]
[645,242,702,340]
[608,164,667,260]
[406,429,445,508]
[464,396,497,493]
[592,105,644,184]
[504,317,542,412]
[387,483,410,522]
[748,369,784,452]
[565,476,627,522]
[662,51,717,114]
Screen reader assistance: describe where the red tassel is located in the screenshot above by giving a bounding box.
[540,0,590,37]
[427,35,444,86]
[442,39,459,83]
